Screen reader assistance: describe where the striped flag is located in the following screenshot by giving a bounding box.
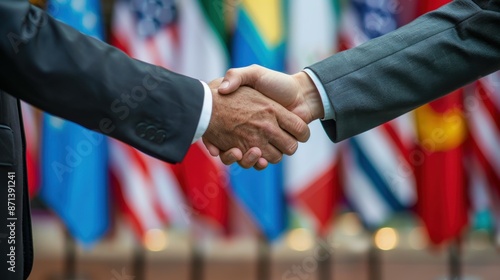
[284,0,343,235]
[468,73,500,239]
[469,74,500,200]
[110,141,187,237]
[40,0,109,245]
[229,0,287,240]
[111,0,230,234]
[340,0,417,230]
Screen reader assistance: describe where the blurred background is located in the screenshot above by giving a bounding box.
[23,0,500,279]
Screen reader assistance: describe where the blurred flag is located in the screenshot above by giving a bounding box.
[284,0,343,235]
[413,0,469,246]
[229,0,287,240]
[340,0,417,230]
[468,73,500,235]
[111,0,230,233]
[415,93,469,245]
[173,147,230,232]
[40,0,109,245]
[469,74,500,203]
[20,102,40,198]
[112,0,227,79]
[110,141,187,237]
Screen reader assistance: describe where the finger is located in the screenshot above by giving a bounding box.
[219,148,244,165]
[253,158,269,171]
[261,144,283,164]
[275,107,311,142]
[264,122,299,156]
[237,147,262,169]
[202,138,221,157]
[219,65,264,94]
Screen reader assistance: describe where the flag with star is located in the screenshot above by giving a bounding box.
[111,0,230,236]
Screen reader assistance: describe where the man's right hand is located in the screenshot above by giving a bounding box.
[209,65,324,169]
[202,78,310,168]
[220,65,325,123]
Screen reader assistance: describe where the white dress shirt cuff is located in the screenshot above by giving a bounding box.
[192,81,213,143]
[303,68,336,120]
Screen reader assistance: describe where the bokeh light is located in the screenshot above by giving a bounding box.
[374,227,399,251]
[286,228,315,252]
[144,229,169,252]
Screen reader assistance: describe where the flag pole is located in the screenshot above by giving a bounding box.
[132,241,146,280]
[368,232,381,280]
[64,228,77,280]
[448,239,462,280]
[317,237,333,280]
[190,237,204,280]
[256,234,271,280]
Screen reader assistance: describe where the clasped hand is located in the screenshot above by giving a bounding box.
[202,65,324,170]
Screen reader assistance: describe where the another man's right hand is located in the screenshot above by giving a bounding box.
[206,65,324,169]
[202,78,310,169]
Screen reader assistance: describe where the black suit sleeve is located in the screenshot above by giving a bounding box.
[307,0,500,142]
[0,1,205,163]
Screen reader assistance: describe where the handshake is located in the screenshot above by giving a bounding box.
[202,65,325,170]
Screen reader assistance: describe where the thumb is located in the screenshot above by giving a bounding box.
[218,65,263,94]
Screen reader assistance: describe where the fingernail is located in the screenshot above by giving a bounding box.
[248,153,258,162]
[219,81,229,89]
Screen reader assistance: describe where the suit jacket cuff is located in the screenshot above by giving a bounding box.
[192,81,213,143]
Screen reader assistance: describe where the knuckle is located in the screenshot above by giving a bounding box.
[220,155,233,165]
[267,152,282,164]
[297,121,310,142]
[261,122,275,137]
[270,155,283,164]
[284,141,298,156]
[225,68,237,77]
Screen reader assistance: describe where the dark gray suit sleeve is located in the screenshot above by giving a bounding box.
[307,0,500,142]
[0,1,205,163]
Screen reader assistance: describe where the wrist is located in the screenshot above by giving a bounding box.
[292,71,324,122]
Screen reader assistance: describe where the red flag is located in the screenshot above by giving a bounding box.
[21,102,40,198]
[415,91,469,245]
[172,143,230,232]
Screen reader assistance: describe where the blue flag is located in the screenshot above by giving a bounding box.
[229,0,287,241]
[40,0,109,246]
